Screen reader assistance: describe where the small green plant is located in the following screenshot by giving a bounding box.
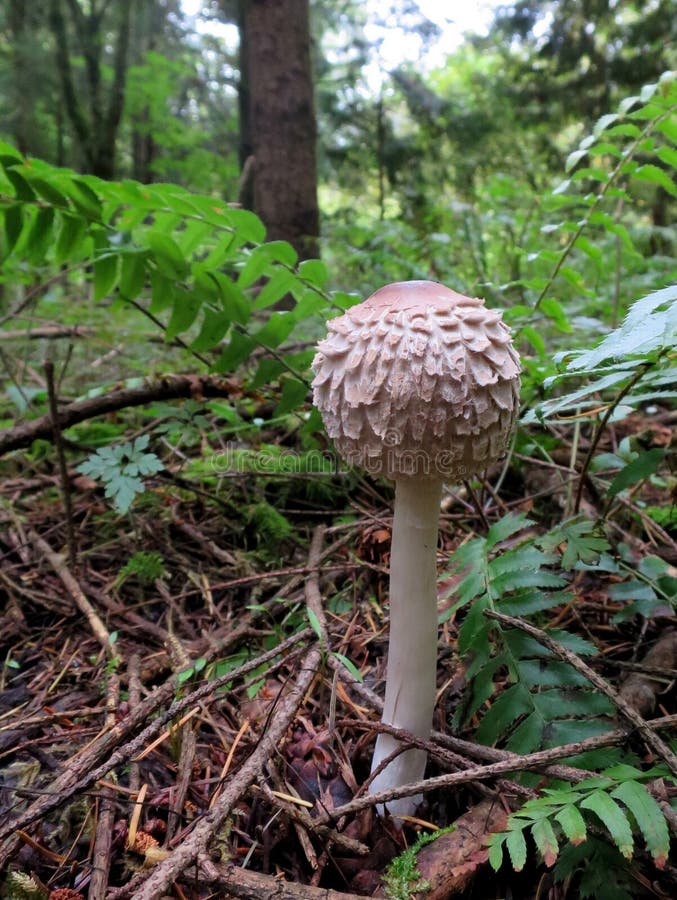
[245,500,292,543]
[116,550,166,587]
[177,656,207,686]
[487,765,672,894]
[382,827,455,899]
[77,434,164,513]
[1,871,46,899]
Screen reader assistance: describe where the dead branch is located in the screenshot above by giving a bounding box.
[0,373,238,456]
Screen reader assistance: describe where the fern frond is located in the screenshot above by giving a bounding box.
[487,766,674,878]
[446,515,611,751]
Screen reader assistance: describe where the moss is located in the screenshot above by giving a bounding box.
[382,826,456,900]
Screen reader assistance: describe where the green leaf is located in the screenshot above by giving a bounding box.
[580,791,634,858]
[656,146,677,169]
[166,288,202,339]
[632,164,677,197]
[611,780,670,866]
[25,206,55,263]
[253,269,296,310]
[253,312,296,349]
[476,683,532,744]
[4,204,24,254]
[506,711,544,753]
[147,233,189,279]
[191,308,231,351]
[506,827,528,871]
[251,358,285,388]
[298,258,328,287]
[593,113,619,137]
[225,207,266,243]
[210,272,250,325]
[487,835,505,871]
[531,817,559,867]
[566,149,588,172]
[119,253,148,300]
[150,270,174,313]
[567,286,677,370]
[0,141,24,165]
[55,213,87,264]
[27,175,69,207]
[306,607,324,641]
[6,168,37,201]
[276,377,309,415]
[94,254,119,302]
[486,513,533,550]
[554,804,587,845]
[332,651,363,683]
[214,331,256,372]
[607,449,664,499]
[60,177,102,219]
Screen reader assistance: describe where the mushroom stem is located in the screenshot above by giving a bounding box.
[369,476,443,817]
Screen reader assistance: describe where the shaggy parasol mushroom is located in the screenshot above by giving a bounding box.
[312,280,520,818]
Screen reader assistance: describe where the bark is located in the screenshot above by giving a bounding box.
[239,0,320,260]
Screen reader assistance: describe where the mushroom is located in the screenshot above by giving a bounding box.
[312,280,520,818]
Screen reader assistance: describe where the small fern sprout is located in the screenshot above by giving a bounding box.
[313,281,520,818]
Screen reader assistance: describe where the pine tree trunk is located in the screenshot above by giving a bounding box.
[240,0,320,261]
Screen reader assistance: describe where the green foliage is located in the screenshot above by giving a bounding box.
[77,434,163,514]
[526,285,677,424]
[445,513,614,752]
[0,142,334,413]
[116,551,166,587]
[540,518,610,570]
[245,501,292,544]
[487,766,672,882]
[1,871,46,900]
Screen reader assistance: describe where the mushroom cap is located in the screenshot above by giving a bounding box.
[312,280,521,480]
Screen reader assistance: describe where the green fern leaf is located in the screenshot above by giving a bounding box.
[567,285,677,371]
[492,569,566,593]
[580,791,634,859]
[546,718,616,746]
[555,804,588,845]
[517,659,592,689]
[487,834,506,871]
[532,689,615,718]
[486,513,534,550]
[611,780,670,867]
[506,711,544,753]
[532,817,560,867]
[506,827,528,872]
[500,589,572,616]
[476,683,532,745]
[489,546,557,577]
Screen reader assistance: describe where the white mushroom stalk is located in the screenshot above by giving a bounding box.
[312,281,520,819]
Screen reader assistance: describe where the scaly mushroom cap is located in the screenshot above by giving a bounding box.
[312,280,521,479]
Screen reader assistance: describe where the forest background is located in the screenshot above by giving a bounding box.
[0,1,676,899]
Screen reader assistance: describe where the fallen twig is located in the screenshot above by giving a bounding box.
[116,645,323,900]
[0,629,311,863]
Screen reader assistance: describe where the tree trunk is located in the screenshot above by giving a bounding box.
[239,0,320,260]
[48,0,133,179]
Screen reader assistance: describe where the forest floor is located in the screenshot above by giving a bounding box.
[0,381,675,900]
